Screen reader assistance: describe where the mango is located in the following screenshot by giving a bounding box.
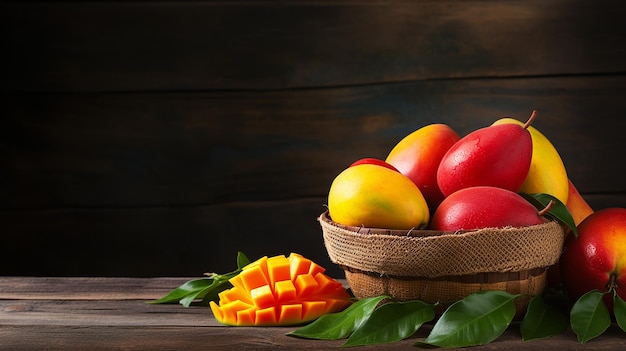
[328,163,429,229]
[210,253,352,326]
[385,124,460,211]
[430,186,547,231]
[566,178,594,226]
[492,116,569,204]
[560,208,626,311]
[437,112,535,197]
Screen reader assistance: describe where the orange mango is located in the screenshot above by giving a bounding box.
[566,179,594,226]
[385,123,460,211]
[210,253,352,326]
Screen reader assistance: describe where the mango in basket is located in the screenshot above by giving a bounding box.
[492,116,569,205]
[210,253,352,326]
[430,186,548,231]
[328,162,429,230]
[385,123,460,211]
[437,111,535,197]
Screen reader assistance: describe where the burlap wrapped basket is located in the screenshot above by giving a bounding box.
[319,211,565,314]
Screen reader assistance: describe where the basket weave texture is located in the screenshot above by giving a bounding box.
[319,211,565,306]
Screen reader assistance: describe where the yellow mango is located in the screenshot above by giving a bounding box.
[328,164,429,229]
[492,117,569,204]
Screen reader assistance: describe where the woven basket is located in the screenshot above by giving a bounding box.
[319,211,565,315]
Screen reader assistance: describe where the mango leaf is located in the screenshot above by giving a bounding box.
[342,300,435,347]
[613,293,626,333]
[149,251,250,307]
[287,295,388,340]
[520,292,569,341]
[521,193,577,237]
[570,290,611,343]
[420,290,519,348]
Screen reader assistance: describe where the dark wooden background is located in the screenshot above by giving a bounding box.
[2,1,625,278]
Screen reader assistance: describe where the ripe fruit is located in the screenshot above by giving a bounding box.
[349,157,399,172]
[560,208,626,310]
[328,163,429,229]
[492,116,569,204]
[566,179,594,226]
[210,253,352,326]
[430,186,547,231]
[436,112,535,197]
[385,124,460,211]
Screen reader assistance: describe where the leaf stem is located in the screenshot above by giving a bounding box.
[537,200,555,217]
[607,272,619,294]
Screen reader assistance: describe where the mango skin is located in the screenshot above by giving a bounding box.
[430,186,546,231]
[560,208,626,311]
[566,178,594,226]
[492,118,569,204]
[385,124,460,211]
[328,164,429,230]
[437,123,532,197]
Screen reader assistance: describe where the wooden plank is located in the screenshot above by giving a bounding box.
[1,308,625,350]
[0,277,190,300]
[1,277,625,350]
[0,199,347,278]
[2,1,625,92]
[0,300,218,327]
[3,75,625,211]
[1,324,625,351]
[2,193,626,278]
[0,325,417,351]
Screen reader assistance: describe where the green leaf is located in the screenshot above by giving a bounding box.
[287,295,388,340]
[149,251,250,307]
[235,251,250,269]
[613,293,626,333]
[150,277,216,305]
[520,293,569,341]
[570,290,611,343]
[521,193,577,237]
[421,290,519,348]
[342,300,435,347]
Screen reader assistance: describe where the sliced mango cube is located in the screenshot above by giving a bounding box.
[274,279,297,303]
[250,284,275,309]
[294,273,319,297]
[267,255,291,285]
[211,252,352,326]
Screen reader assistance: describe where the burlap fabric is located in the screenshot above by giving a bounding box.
[319,211,565,307]
[319,211,564,278]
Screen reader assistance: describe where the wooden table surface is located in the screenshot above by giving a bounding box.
[1,277,625,350]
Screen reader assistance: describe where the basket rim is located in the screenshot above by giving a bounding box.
[319,210,566,278]
[319,210,559,238]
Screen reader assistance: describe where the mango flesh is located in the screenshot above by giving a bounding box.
[328,163,430,229]
[385,123,460,212]
[430,186,546,231]
[436,123,532,197]
[210,253,352,326]
[492,117,569,204]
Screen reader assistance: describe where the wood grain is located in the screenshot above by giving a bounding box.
[2,76,625,277]
[0,198,342,277]
[1,0,625,277]
[2,1,626,92]
[3,76,625,209]
[1,277,625,350]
